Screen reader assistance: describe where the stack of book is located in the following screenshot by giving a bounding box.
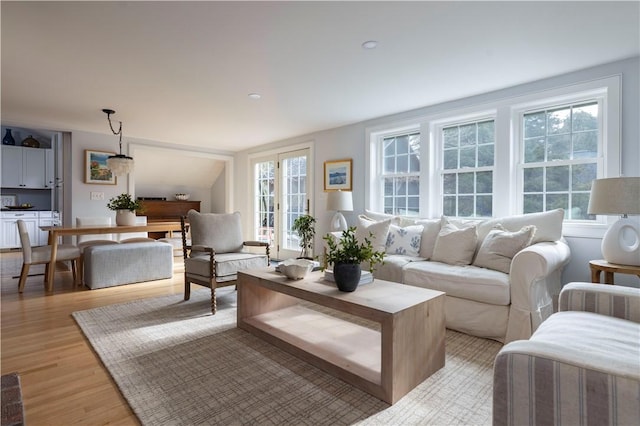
[323,269,374,285]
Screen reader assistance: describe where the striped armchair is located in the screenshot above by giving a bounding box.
[493,282,640,426]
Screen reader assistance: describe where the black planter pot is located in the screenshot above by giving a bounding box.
[333,262,361,292]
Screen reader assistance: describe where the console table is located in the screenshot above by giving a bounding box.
[237,268,445,404]
[138,199,200,238]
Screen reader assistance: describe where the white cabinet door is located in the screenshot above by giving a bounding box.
[0,146,48,189]
[45,149,55,189]
[1,146,23,188]
[22,148,46,188]
[0,212,38,249]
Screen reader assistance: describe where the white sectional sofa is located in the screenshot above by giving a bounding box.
[354,209,571,343]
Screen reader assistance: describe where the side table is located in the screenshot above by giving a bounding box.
[589,259,640,284]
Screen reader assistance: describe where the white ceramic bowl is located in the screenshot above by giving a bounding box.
[279,259,314,280]
[175,193,190,201]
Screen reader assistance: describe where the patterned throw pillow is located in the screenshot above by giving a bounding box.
[385,224,424,257]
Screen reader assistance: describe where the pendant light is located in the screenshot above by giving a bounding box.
[102,108,134,175]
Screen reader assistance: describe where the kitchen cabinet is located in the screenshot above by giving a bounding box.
[1,211,38,249]
[1,145,50,189]
[45,149,55,188]
[0,211,59,248]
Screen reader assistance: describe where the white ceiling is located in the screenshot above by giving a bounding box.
[1,1,639,153]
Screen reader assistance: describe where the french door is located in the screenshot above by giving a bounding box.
[252,148,312,260]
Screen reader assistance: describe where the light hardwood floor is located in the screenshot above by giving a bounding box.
[1,250,187,425]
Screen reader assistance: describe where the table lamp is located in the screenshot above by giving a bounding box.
[327,190,353,232]
[587,177,640,266]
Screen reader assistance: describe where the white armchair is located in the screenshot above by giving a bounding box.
[182,210,270,314]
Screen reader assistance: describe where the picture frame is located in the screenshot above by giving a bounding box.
[85,150,116,185]
[324,159,352,191]
[1,194,17,207]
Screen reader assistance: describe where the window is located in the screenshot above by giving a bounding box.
[520,101,599,220]
[367,75,620,235]
[381,132,420,216]
[441,119,495,217]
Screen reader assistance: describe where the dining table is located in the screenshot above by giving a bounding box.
[39,221,183,290]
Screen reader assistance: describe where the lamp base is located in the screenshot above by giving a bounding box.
[602,217,640,266]
[330,212,348,232]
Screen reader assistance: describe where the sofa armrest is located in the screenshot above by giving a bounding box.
[559,282,640,323]
[505,240,571,341]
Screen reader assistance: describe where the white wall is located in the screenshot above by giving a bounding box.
[235,57,640,287]
[68,130,229,220]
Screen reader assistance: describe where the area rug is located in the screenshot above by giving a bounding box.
[73,288,502,425]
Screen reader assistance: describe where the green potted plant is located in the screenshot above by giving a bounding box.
[107,193,142,226]
[323,226,385,292]
[291,214,316,259]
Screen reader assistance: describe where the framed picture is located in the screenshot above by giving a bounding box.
[85,150,116,185]
[324,159,352,191]
[1,194,17,207]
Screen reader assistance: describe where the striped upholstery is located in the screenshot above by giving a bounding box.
[559,281,640,322]
[494,282,640,426]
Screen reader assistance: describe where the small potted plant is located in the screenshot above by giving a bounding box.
[291,214,316,259]
[107,193,142,226]
[323,226,385,292]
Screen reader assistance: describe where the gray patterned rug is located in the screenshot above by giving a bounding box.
[73,288,502,425]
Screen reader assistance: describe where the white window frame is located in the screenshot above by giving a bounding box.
[431,111,497,218]
[366,121,423,215]
[511,76,621,237]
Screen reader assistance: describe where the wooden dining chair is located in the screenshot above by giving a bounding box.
[17,219,81,292]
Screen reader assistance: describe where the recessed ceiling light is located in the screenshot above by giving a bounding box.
[361,40,378,49]
[248,93,261,100]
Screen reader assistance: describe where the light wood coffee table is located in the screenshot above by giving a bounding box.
[237,268,445,404]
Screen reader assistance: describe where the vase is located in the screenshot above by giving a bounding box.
[2,129,16,145]
[115,210,137,226]
[333,262,361,292]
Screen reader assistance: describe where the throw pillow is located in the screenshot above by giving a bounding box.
[477,208,564,244]
[431,218,478,265]
[355,215,392,253]
[414,218,441,259]
[364,209,401,225]
[473,224,537,273]
[385,224,424,257]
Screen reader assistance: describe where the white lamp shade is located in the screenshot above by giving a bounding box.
[588,177,640,215]
[327,191,353,212]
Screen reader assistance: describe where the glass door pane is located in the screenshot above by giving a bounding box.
[278,150,309,260]
[253,160,275,246]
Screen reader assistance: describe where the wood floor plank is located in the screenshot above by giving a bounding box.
[1,251,187,425]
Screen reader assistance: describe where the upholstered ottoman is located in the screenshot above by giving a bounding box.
[83,241,173,289]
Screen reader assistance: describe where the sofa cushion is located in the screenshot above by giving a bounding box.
[185,252,268,281]
[413,218,441,259]
[356,215,391,253]
[477,208,564,244]
[373,254,422,283]
[473,224,536,273]
[188,210,243,253]
[385,224,423,257]
[403,261,510,305]
[363,209,401,225]
[431,218,478,265]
